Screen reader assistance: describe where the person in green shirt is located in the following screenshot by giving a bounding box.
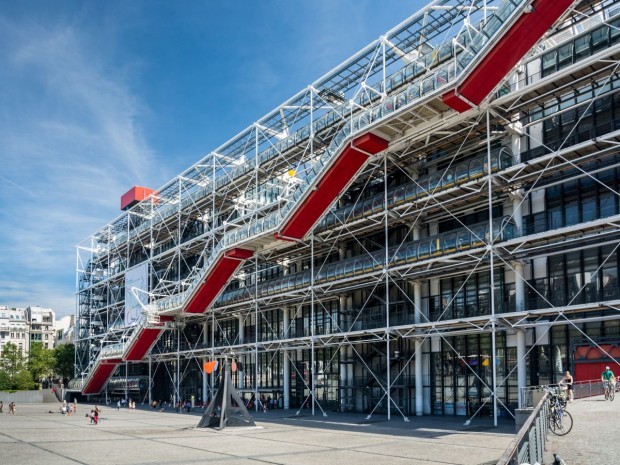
[601,366,615,396]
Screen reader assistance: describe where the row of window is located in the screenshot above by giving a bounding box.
[213,245,619,330]
[429,270,514,321]
[541,16,620,78]
[523,88,620,162]
[142,318,620,416]
[318,148,512,231]
[525,165,620,234]
[217,217,517,307]
[528,244,619,310]
[1,332,27,339]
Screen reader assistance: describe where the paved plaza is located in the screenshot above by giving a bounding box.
[544,393,620,465]
[0,403,515,465]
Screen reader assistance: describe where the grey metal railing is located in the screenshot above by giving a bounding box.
[497,391,550,465]
[521,377,620,407]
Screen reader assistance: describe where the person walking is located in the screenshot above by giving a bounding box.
[117,400,121,411]
[0,401,3,413]
[561,370,574,402]
[8,402,16,414]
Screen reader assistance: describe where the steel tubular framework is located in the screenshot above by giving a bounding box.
[74,0,620,424]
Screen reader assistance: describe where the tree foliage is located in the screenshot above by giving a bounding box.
[0,342,75,391]
[0,342,35,390]
[1,342,26,379]
[28,342,56,382]
[53,343,75,381]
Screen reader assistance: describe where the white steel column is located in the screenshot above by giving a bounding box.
[414,218,424,415]
[514,260,527,406]
[210,307,215,402]
[510,121,523,234]
[254,256,259,412]
[414,280,423,416]
[384,154,391,420]
[510,121,522,164]
[202,363,207,405]
[415,340,423,416]
[512,193,523,238]
[176,328,180,407]
[514,261,525,313]
[517,329,527,408]
[148,355,152,406]
[310,235,316,416]
[238,316,245,390]
[487,110,498,428]
[283,307,290,410]
[339,294,348,412]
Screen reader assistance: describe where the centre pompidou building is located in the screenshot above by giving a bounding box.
[74,0,620,422]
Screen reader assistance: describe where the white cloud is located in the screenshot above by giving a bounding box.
[0,16,158,317]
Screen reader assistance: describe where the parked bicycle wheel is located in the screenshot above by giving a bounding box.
[553,454,567,465]
[549,409,573,436]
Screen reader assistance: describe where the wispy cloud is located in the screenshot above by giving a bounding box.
[0,1,419,318]
[0,16,157,316]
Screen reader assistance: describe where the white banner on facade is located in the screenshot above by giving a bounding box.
[125,262,149,326]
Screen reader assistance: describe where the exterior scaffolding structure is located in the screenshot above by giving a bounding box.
[74,0,620,424]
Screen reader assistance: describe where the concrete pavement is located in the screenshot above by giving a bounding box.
[544,393,620,465]
[0,403,515,465]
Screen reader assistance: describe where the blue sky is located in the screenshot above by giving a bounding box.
[0,0,424,317]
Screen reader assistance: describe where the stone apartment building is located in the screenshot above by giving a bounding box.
[25,306,56,350]
[0,305,58,356]
[0,306,30,356]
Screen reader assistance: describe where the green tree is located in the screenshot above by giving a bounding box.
[28,342,56,383]
[53,343,75,381]
[1,342,27,383]
[0,342,34,390]
[0,369,10,391]
[14,369,34,390]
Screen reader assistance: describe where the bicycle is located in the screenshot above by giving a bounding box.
[550,385,569,410]
[548,391,573,436]
[603,380,615,401]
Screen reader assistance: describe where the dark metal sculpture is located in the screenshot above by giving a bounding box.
[197,357,255,430]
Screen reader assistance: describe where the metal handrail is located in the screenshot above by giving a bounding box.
[496,391,549,465]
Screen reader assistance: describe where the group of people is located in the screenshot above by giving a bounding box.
[116,399,136,411]
[559,366,616,402]
[88,406,101,425]
[243,393,281,412]
[176,400,192,413]
[0,401,16,414]
[60,400,78,415]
